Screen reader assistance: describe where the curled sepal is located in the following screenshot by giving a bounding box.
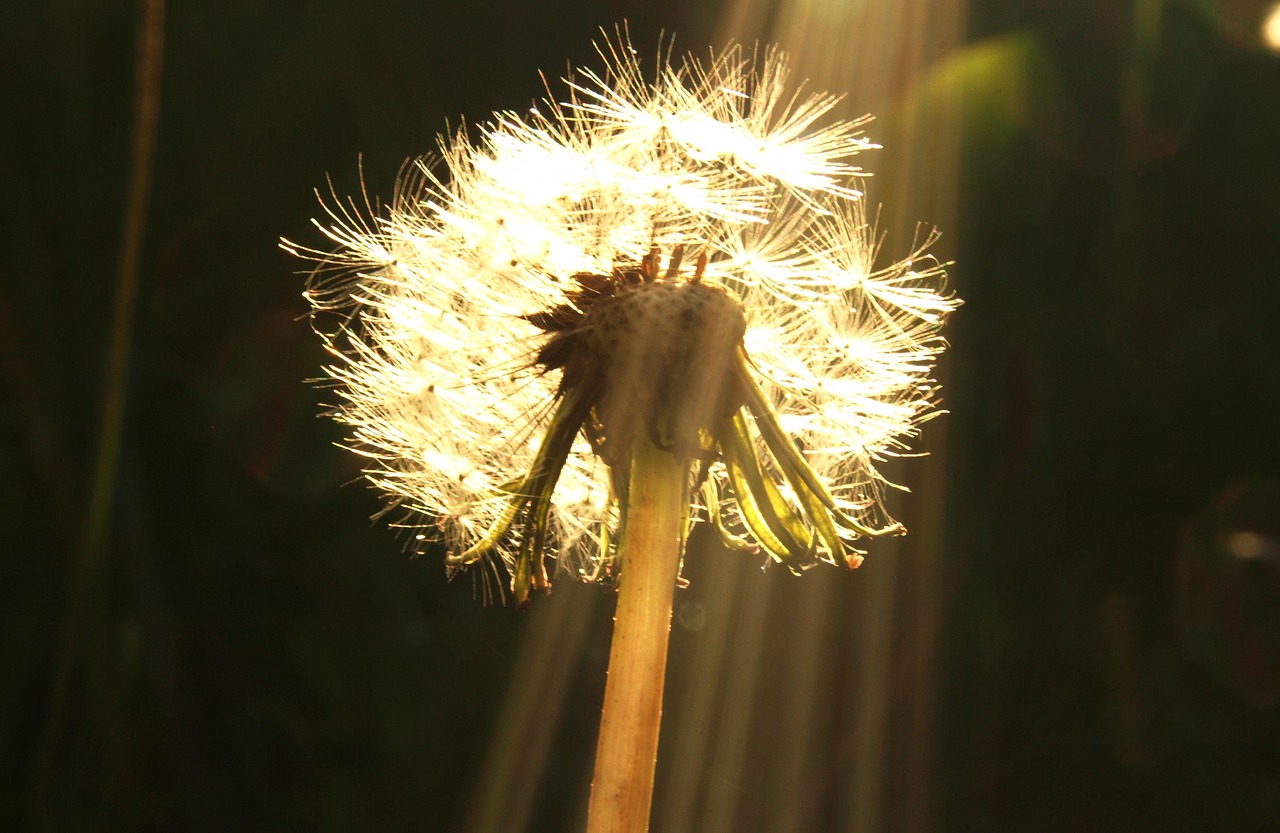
[723,411,817,567]
[700,475,758,554]
[445,383,594,605]
[735,348,905,542]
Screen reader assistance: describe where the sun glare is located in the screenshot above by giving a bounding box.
[1264,2,1280,52]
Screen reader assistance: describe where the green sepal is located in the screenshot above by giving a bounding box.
[700,476,758,553]
[721,424,792,559]
[445,381,593,604]
[736,348,904,540]
[724,412,816,565]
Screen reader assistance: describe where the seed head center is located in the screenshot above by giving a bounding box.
[586,276,747,462]
[525,247,751,463]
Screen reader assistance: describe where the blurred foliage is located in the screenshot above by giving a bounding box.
[2,0,1279,831]
[935,2,1280,830]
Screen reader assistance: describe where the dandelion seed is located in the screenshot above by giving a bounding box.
[285,32,959,606]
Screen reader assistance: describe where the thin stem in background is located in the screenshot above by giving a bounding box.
[32,0,166,825]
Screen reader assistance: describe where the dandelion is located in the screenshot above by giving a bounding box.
[285,31,957,833]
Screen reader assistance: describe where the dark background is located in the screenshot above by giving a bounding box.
[4,1,1279,831]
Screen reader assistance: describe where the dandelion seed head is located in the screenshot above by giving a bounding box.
[289,30,959,602]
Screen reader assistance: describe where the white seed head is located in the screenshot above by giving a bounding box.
[286,31,960,594]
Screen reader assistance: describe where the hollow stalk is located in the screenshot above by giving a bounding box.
[587,434,686,833]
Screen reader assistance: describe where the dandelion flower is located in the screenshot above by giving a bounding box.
[285,34,959,607]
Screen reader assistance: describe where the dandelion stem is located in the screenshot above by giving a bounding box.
[587,435,686,833]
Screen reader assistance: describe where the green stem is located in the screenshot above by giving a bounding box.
[587,435,686,833]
